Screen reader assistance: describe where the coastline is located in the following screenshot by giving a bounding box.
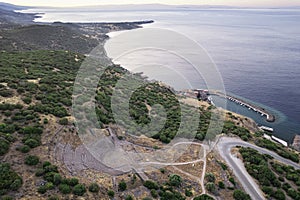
[17,7,299,145]
[102,22,296,145]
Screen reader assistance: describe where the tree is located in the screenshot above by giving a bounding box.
[233,190,251,200]
[194,194,214,200]
[125,195,134,200]
[0,138,9,155]
[107,190,115,198]
[24,138,40,148]
[73,184,86,196]
[272,190,286,200]
[218,181,225,189]
[59,184,71,194]
[0,163,22,194]
[143,180,159,190]
[37,185,48,194]
[205,173,216,183]
[118,180,127,191]
[25,155,39,166]
[88,183,100,193]
[53,173,62,185]
[67,178,79,186]
[59,118,68,125]
[206,182,216,193]
[169,174,182,187]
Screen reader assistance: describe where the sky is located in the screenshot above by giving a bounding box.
[2,0,300,8]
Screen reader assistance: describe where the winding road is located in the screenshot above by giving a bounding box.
[217,137,300,200]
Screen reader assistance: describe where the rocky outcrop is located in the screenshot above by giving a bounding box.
[292,135,300,152]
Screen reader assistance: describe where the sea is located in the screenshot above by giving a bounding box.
[23,7,300,143]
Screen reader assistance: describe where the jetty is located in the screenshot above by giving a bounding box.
[211,91,275,122]
[259,126,274,132]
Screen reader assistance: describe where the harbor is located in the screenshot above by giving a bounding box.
[208,91,276,123]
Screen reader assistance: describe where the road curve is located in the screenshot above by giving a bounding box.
[217,137,300,200]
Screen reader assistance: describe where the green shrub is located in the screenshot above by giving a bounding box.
[73,184,86,196]
[35,168,45,177]
[169,174,182,187]
[17,145,30,153]
[107,190,115,198]
[53,173,62,185]
[88,183,100,193]
[45,182,55,190]
[1,195,14,200]
[229,177,236,185]
[143,180,159,190]
[58,118,68,125]
[150,189,158,198]
[37,185,48,194]
[118,180,127,191]
[205,173,216,183]
[185,188,193,197]
[67,178,79,186]
[218,181,225,189]
[10,179,22,191]
[233,190,251,200]
[194,194,214,200]
[47,196,59,200]
[206,182,216,193]
[0,138,9,156]
[125,195,134,200]
[22,97,32,104]
[24,138,40,148]
[58,184,71,194]
[24,155,39,165]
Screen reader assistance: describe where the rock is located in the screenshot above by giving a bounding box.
[292,135,300,152]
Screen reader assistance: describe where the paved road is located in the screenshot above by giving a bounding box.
[217,137,300,200]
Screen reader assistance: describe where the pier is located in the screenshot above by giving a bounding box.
[210,91,275,122]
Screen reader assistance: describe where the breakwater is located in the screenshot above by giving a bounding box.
[210,91,275,122]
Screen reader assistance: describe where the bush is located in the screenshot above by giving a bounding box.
[53,174,62,185]
[205,173,216,183]
[229,177,236,185]
[107,190,115,198]
[22,97,32,104]
[151,189,158,198]
[67,178,79,186]
[58,184,71,194]
[88,183,100,193]
[218,181,225,189]
[185,188,193,197]
[17,145,30,153]
[0,138,9,156]
[45,182,55,190]
[125,195,134,200]
[143,180,159,190]
[1,195,14,200]
[194,194,214,200]
[25,155,39,166]
[233,190,251,200]
[118,180,127,191]
[10,179,22,191]
[206,182,216,193]
[272,190,286,200]
[48,196,59,200]
[73,184,86,196]
[24,138,40,148]
[169,174,182,187]
[35,168,45,177]
[58,118,68,125]
[37,185,48,194]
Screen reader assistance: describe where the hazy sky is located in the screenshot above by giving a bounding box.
[2,0,300,7]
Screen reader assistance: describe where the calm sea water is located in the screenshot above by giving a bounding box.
[27,8,300,142]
